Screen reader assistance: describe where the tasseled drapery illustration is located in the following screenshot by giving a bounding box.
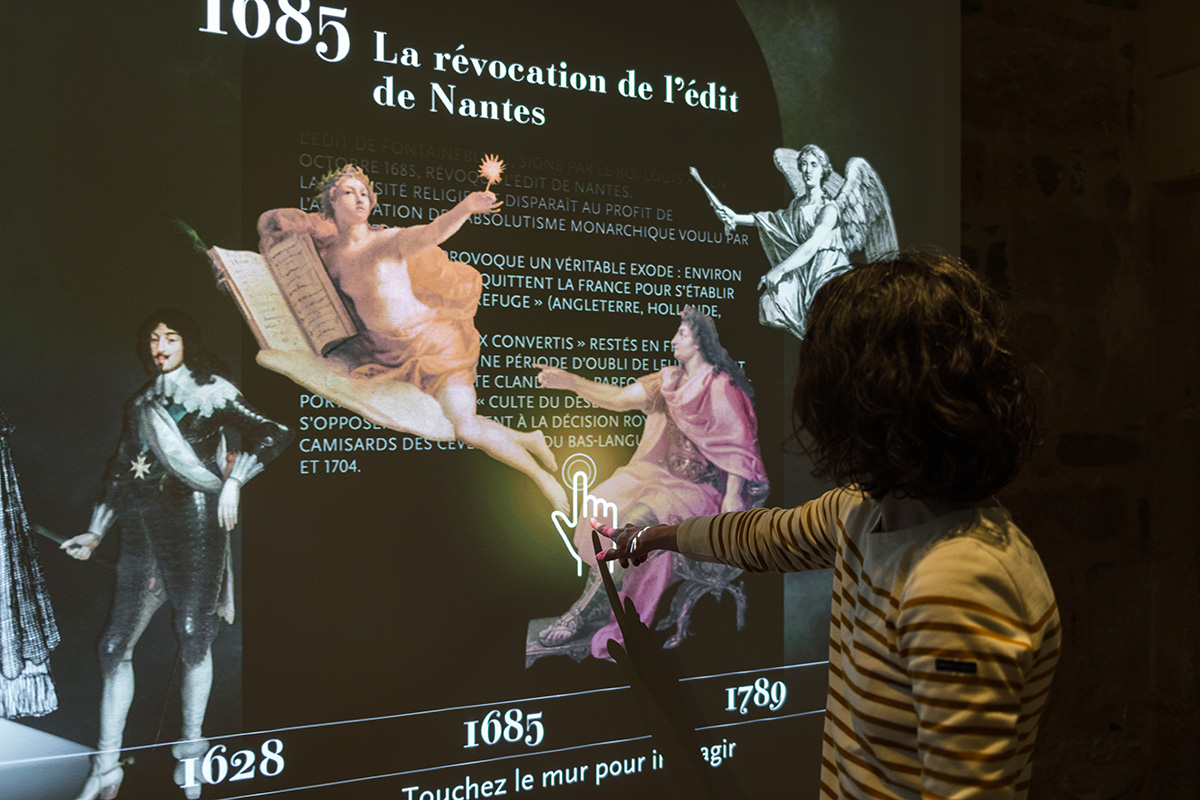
[0,409,60,718]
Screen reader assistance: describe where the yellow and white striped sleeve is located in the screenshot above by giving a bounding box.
[676,487,856,573]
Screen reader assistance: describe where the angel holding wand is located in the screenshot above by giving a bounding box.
[691,145,897,339]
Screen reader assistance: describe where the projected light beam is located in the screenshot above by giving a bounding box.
[551,453,618,576]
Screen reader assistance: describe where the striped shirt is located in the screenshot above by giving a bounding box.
[677,488,1060,799]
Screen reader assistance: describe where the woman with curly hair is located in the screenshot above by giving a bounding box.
[594,251,1059,799]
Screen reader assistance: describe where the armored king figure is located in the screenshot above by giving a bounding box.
[62,309,292,800]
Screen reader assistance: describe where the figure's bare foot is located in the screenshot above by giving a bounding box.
[523,430,558,472]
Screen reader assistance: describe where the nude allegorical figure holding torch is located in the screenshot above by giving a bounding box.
[258,164,568,512]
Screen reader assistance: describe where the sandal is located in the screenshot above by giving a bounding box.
[539,570,607,646]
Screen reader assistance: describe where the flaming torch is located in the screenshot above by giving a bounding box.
[479,154,505,191]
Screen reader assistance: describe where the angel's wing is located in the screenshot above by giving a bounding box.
[773,148,807,197]
[834,157,898,259]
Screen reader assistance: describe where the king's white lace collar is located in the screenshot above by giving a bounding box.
[146,365,238,419]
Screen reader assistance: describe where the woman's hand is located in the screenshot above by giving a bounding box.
[592,518,679,568]
[464,190,502,214]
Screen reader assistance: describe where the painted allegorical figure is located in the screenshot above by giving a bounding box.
[696,145,897,339]
[62,310,292,800]
[534,308,768,658]
[258,164,568,512]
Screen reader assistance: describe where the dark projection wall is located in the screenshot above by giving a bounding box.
[12,1,1197,799]
[1,3,957,800]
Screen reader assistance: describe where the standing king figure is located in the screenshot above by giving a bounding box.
[63,309,293,800]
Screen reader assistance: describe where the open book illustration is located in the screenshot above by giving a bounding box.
[208,236,456,440]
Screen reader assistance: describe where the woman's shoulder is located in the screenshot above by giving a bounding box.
[912,507,1054,612]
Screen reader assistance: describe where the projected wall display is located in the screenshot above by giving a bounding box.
[0,2,957,798]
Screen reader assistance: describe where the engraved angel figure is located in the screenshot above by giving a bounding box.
[694,145,897,338]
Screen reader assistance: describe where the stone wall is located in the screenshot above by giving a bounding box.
[963,1,1198,797]
[725,0,1196,794]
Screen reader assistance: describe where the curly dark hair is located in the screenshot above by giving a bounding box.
[681,306,755,403]
[136,309,230,385]
[792,250,1038,502]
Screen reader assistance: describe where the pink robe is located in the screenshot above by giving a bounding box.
[574,364,768,657]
